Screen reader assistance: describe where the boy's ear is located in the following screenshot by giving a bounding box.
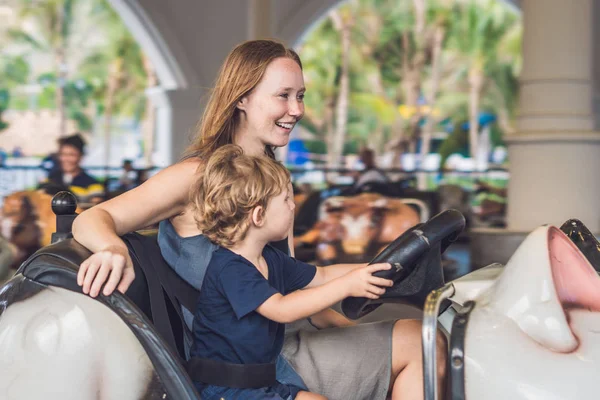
[251,206,265,227]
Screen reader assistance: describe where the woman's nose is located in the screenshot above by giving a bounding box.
[288,99,304,118]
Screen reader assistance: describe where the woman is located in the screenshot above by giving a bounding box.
[73,40,446,400]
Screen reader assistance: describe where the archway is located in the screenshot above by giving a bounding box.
[107,0,200,166]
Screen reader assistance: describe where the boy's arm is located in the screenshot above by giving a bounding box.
[306,263,368,288]
[280,243,356,328]
[257,264,391,324]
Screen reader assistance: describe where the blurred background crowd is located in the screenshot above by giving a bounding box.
[0,0,520,280]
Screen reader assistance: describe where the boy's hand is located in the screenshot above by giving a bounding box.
[343,263,393,299]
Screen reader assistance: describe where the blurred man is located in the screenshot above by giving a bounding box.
[40,133,104,204]
[118,159,137,191]
[354,147,389,188]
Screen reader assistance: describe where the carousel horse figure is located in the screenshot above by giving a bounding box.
[295,192,420,264]
[1,190,59,270]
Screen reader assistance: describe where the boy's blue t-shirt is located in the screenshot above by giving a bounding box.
[190,245,317,365]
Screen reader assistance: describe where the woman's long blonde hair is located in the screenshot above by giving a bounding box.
[183,40,302,160]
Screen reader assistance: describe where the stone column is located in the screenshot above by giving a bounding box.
[248,0,272,39]
[506,0,600,232]
[145,87,204,166]
[593,0,600,130]
[471,0,600,269]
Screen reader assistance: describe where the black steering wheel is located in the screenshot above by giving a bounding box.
[341,209,466,320]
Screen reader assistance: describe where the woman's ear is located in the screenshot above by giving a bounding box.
[237,95,248,111]
[251,206,265,227]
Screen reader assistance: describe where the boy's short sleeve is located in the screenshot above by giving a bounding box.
[218,260,279,319]
[267,246,317,294]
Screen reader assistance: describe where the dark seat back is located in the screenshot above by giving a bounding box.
[121,231,200,360]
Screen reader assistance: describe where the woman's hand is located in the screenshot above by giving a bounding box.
[77,245,135,297]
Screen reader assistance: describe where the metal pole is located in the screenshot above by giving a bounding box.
[422,283,455,400]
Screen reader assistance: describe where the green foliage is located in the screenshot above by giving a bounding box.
[1,55,30,86]
[2,0,520,162]
[0,90,11,110]
[3,0,151,134]
[489,123,505,148]
[68,108,93,131]
[438,127,469,164]
[0,89,9,131]
[299,0,521,161]
[0,55,31,130]
[35,72,96,130]
[303,140,327,154]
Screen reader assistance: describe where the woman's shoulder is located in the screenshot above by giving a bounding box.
[142,158,201,203]
[163,157,202,178]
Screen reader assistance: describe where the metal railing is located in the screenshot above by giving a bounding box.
[0,165,509,205]
[0,166,160,204]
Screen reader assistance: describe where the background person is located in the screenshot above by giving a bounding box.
[39,133,104,205]
[354,147,389,189]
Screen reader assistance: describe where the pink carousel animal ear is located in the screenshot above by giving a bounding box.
[548,227,600,313]
[486,226,581,352]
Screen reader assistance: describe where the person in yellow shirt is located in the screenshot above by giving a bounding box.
[39,133,104,204]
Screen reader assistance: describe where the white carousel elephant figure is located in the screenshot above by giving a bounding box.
[462,225,600,400]
[0,285,156,400]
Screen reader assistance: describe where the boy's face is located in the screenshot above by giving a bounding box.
[262,184,295,241]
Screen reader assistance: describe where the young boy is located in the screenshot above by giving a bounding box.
[190,145,393,400]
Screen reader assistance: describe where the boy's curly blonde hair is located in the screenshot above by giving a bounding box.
[191,144,290,247]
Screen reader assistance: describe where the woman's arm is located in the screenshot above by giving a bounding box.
[73,159,200,297]
[257,263,392,324]
[309,308,356,329]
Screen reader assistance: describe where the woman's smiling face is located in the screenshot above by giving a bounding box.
[235,57,305,155]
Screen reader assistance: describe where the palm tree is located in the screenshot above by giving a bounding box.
[482,19,522,137]
[297,17,340,163]
[418,0,452,163]
[328,7,353,167]
[347,0,399,155]
[298,0,521,170]
[78,0,151,166]
[8,0,76,136]
[447,0,520,162]
[0,54,30,131]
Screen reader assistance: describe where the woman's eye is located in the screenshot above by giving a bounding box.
[279,93,289,99]
[298,93,305,101]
